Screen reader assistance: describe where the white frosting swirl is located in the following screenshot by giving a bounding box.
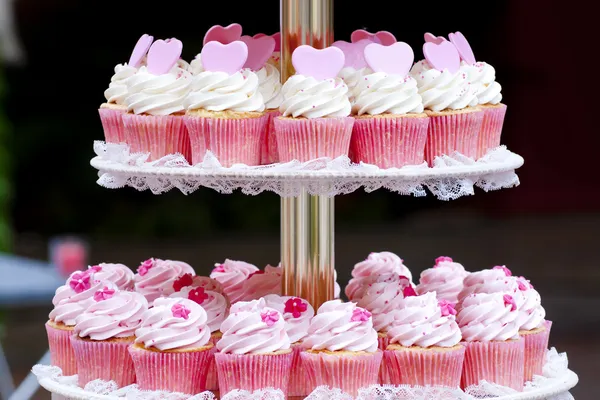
[457,292,520,342]
[279,75,351,118]
[104,64,137,105]
[189,56,204,75]
[184,69,265,113]
[256,64,283,110]
[352,73,424,116]
[460,61,502,105]
[263,294,315,343]
[416,258,469,304]
[169,287,229,332]
[89,263,134,291]
[339,67,372,103]
[516,278,546,331]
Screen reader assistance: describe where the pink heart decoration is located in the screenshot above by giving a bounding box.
[146,39,183,75]
[128,34,154,68]
[253,32,281,52]
[449,31,476,65]
[292,45,345,80]
[203,23,243,45]
[332,39,371,69]
[424,32,447,45]
[351,29,397,46]
[423,41,460,74]
[364,42,414,77]
[240,35,276,71]
[202,41,248,75]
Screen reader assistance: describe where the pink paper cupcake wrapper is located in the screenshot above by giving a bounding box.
[523,321,552,382]
[351,116,429,168]
[461,338,525,391]
[45,322,77,376]
[70,336,135,387]
[476,104,507,159]
[122,113,191,162]
[384,345,465,387]
[205,333,221,392]
[260,110,282,165]
[377,334,390,384]
[300,350,382,397]
[425,109,484,165]
[274,116,354,162]
[128,345,212,394]
[289,343,312,397]
[184,114,267,167]
[214,351,293,396]
[98,108,127,144]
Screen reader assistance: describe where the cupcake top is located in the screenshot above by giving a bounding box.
[240,265,282,301]
[332,39,374,103]
[387,291,462,348]
[416,256,469,304]
[135,297,212,351]
[256,63,283,110]
[458,265,521,304]
[133,258,196,303]
[169,286,228,332]
[49,270,113,326]
[357,278,415,332]
[515,277,546,331]
[239,35,282,110]
[263,294,315,343]
[303,300,378,352]
[457,292,520,342]
[210,259,259,304]
[88,263,134,291]
[74,288,148,340]
[339,66,372,102]
[217,303,290,354]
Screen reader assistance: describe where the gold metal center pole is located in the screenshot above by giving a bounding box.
[280,0,335,310]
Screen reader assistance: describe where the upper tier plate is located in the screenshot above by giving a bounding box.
[90,142,524,199]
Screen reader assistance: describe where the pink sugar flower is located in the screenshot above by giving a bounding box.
[493,265,512,277]
[284,297,307,318]
[435,256,453,266]
[172,303,191,320]
[188,287,209,305]
[438,299,457,317]
[213,263,226,273]
[137,259,154,276]
[94,286,115,302]
[173,273,194,292]
[403,285,417,298]
[89,265,103,273]
[503,294,517,312]
[351,307,371,323]
[69,271,91,293]
[261,310,280,327]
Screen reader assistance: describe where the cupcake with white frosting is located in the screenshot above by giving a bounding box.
[332,39,373,104]
[416,256,469,304]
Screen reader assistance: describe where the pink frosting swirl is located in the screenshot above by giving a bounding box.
[515,277,546,331]
[357,278,414,332]
[457,292,520,342]
[134,297,211,351]
[303,300,378,352]
[416,257,469,304]
[387,292,462,347]
[346,273,410,304]
[217,304,290,354]
[89,263,134,291]
[210,259,259,304]
[346,252,412,301]
[133,258,196,303]
[169,287,228,332]
[239,265,282,302]
[458,267,523,306]
[334,269,341,299]
[74,289,148,340]
[263,294,315,343]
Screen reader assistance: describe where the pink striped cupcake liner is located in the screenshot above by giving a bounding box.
[461,338,525,391]
[522,320,552,382]
[377,333,390,384]
[98,107,127,144]
[128,344,213,394]
[351,115,429,168]
[121,113,191,162]
[424,108,484,165]
[476,104,507,159]
[214,351,293,396]
[184,114,267,167]
[274,116,354,162]
[45,322,77,376]
[384,344,465,387]
[205,333,221,393]
[70,336,136,387]
[289,343,311,397]
[300,350,382,397]
[260,110,282,165]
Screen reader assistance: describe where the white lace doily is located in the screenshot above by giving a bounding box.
[90,142,523,199]
[33,348,576,400]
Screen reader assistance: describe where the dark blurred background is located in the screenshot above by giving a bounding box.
[0,0,598,398]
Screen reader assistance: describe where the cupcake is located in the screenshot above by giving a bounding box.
[129,298,214,393]
[515,276,551,382]
[301,300,382,396]
[71,288,147,387]
[411,38,483,164]
[210,259,259,304]
[457,265,521,305]
[239,264,282,301]
[275,45,354,162]
[99,34,153,144]
[133,258,196,303]
[264,294,315,397]
[350,42,429,168]
[122,38,192,161]
[458,292,525,391]
[384,292,465,387]
[332,39,373,103]
[88,263,134,291]
[46,269,110,375]
[345,251,412,301]
[416,256,469,304]
[183,40,267,166]
[215,301,293,396]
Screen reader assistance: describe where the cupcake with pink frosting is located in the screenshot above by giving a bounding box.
[88,263,134,291]
[264,294,315,397]
[133,258,195,303]
[239,264,282,301]
[384,291,465,387]
[457,292,525,391]
[210,259,259,304]
[416,256,469,304]
[71,288,147,387]
[457,265,523,306]
[215,299,293,396]
[129,297,214,394]
[301,300,382,396]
